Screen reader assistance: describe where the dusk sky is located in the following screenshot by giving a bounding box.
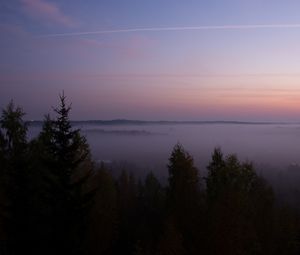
[1,0,300,121]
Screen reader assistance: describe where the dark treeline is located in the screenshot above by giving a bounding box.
[0,95,300,255]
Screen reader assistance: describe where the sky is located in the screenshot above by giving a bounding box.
[1,0,300,121]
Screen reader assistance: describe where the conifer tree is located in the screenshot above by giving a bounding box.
[168,143,199,208]
[206,148,275,255]
[158,219,186,255]
[0,101,31,254]
[135,172,165,254]
[36,93,94,255]
[167,144,201,254]
[0,101,27,155]
[206,147,225,203]
[115,169,138,254]
[86,164,117,255]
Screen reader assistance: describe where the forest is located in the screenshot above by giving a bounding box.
[0,95,299,255]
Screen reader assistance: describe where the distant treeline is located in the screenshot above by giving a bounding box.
[28,119,293,126]
[0,94,299,255]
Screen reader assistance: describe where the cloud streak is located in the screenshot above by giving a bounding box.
[38,23,300,37]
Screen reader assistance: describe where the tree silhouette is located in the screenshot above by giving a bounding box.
[0,101,33,254]
[206,148,277,255]
[168,143,199,208]
[86,163,118,255]
[135,172,165,254]
[35,93,94,255]
[158,218,186,255]
[0,97,300,255]
[167,143,202,254]
[114,169,138,254]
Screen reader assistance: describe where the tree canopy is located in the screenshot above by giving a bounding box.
[0,98,299,255]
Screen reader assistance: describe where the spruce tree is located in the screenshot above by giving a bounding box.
[206,147,225,203]
[0,101,31,254]
[86,164,117,255]
[168,144,199,207]
[167,144,201,254]
[37,93,94,255]
[206,148,275,255]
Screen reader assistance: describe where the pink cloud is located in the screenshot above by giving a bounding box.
[20,0,75,27]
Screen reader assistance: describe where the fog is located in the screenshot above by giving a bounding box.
[29,122,300,178]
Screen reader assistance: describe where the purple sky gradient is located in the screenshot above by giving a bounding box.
[1,0,300,121]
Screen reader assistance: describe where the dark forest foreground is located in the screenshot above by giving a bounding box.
[0,95,299,255]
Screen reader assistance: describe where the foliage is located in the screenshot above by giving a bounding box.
[36,93,94,255]
[0,98,299,255]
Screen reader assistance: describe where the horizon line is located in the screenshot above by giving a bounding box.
[27,119,300,124]
[38,23,300,37]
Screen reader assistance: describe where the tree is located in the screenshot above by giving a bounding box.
[167,144,202,254]
[158,218,186,255]
[0,129,6,166]
[135,172,165,254]
[86,164,118,255]
[35,93,94,255]
[0,101,27,155]
[206,152,255,255]
[143,172,164,215]
[0,101,32,254]
[114,169,138,254]
[168,144,199,209]
[206,147,225,203]
[206,148,275,255]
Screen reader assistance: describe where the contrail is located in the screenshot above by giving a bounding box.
[38,24,300,38]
